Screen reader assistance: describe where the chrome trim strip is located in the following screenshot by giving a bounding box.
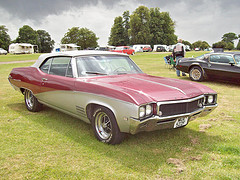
[71,57,78,78]
[130,76,186,95]
[12,79,21,82]
[157,95,204,106]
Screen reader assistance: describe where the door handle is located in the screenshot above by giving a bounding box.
[42,78,48,81]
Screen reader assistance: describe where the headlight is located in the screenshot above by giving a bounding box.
[208,95,214,104]
[139,104,154,119]
[139,106,145,118]
[204,94,217,105]
[146,104,153,115]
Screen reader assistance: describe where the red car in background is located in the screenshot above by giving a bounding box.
[142,46,152,52]
[112,46,135,55]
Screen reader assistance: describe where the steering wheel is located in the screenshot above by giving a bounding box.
[113,67,128,72]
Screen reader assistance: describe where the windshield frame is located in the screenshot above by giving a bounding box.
[234,54,240,65]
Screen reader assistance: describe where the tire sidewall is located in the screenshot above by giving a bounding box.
[91,107,122,144]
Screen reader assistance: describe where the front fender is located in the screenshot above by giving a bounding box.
[80,92,139,133]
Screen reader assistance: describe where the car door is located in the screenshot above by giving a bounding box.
[205,54,237,80]
[38,56,76,113]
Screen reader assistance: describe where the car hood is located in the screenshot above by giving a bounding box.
[85,74,215,105]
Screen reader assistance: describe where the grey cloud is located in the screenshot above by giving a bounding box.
[1,0,239,21]
[0,0,118,21]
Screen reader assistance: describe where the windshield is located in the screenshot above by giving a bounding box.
[196,55,204,60]
[75,55,143,76]
[234,55,240,65]
[196,54,209,60]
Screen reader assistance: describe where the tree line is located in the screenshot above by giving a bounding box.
[0,25,99,53]
[1,5,240,52]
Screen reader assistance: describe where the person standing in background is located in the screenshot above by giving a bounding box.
[173,39,186,77]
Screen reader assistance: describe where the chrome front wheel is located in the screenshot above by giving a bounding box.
[92,107,125,144]
[95,111,112,140]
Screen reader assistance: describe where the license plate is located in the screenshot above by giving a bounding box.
[174,117,188,128]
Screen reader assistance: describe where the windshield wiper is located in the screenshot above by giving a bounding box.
[85,71,108,75]
[116,72,128,75]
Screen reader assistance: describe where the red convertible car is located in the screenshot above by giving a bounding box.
[8,51,217,144]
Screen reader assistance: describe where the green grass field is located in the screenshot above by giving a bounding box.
[0,53,41,62]
[0,52,239,179]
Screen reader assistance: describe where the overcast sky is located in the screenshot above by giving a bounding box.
[0,0,239,46]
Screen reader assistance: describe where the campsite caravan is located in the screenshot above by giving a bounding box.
[132,45,148,52]
[9,43,37,54]
[52,44,80,52]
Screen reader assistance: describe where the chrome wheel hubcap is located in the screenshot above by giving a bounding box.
[95,112,112,140]
[25,90,34,109]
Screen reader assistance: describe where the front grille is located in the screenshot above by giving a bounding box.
[159,97,204,117]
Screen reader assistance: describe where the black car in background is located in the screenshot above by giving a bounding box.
[176,52,240,82]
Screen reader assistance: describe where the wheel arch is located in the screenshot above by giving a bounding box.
[188,63,207,78]
[86,103,116,122]
[20,88,26,94]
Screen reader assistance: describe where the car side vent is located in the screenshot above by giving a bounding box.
[76,105,87,118]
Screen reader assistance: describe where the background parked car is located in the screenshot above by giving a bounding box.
[142,46,152,52]
[176,52,240,82]
[156,46,166,52]
[111,46,135,55]
[0,48,7,55]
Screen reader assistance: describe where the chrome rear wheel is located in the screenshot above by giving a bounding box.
[24,89,42,112]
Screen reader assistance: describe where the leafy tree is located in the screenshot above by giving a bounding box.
[149,7,163,46]
[225,42,234,50]
[0,25,11,50]
[222,32,238,44]
[129,6,151,44]
[37,30,55,53]
[182,40,192,49]
[192,41,202,49]
[200,41,210,50]
[16,25,39,45]
[110,6,177,46]
[108,16,125,46]
[61,27,99,49]
[212,41,227,48]
[159,12,177,45]
[192,40,210,50]
[123,11,130,45]
[237,34,240,50]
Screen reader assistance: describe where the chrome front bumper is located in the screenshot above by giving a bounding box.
[129,104,217,134]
